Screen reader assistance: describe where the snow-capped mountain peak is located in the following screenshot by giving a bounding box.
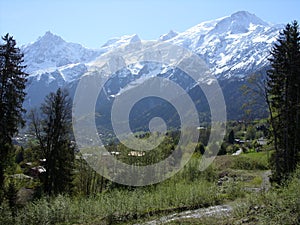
[22,31,101,73]
[161,11,281,79]
[163,11,270,45]
[36,31,65,45]
[101,34,141,51]
[159,30,178,41]
[230,11,269,26]
[212,11,269,35]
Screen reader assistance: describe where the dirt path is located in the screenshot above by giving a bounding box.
[136,205,232,225]
[260,170,271,191]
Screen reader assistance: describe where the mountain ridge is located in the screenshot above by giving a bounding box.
[22,11,282,122]
[22,11,282,80]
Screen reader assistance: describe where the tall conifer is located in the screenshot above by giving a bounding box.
[0,34,27,196]
[267,21,300,183]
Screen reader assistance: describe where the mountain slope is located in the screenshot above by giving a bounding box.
[23,31,101,73]
[165,11,280,79]
[22,11,282,125]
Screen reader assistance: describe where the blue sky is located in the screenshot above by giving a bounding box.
[0,0,299,48]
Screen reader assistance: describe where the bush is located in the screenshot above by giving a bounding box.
[0,201,14,225]
[226,144,239,154]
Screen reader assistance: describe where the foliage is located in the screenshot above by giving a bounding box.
[0,33,27,199]
[29,88,75,196]
[214,151,270,171]
[0,136,288,225]
[0,158,225,225]
[241,72,269,121]
[232,155,269,170]
[231,166,300,224]
[228,130,235,144]
[161,166,300,225]
[0,200,14,224]
[266,21,300,183]
[245,125,256,140]
[73,156,108,196]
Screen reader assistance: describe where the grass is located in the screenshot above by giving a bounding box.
[1,151,283,225]
[247,174,263,187]
[3,181,222,225]
[214,151,270,171]
[0,156,235,225]
[238,151,270,167]
[160,166,300,225]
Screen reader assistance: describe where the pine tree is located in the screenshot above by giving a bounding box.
[228,130,235,144]
[30,88,74,195]
[267,21,300,183]
[0,34,28,197]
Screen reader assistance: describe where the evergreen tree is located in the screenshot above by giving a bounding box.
[228,130,235,144]
[30,88,74,195]
[266,21,300,183]
[0,34,27,198]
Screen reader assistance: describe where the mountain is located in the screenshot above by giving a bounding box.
[22,11,283,132]
[101,34,141,51]
[159,30,178,41]
[23,31,101,73]
[165,11,280,79]
[23,32,97,109]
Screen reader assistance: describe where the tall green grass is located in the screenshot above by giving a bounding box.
[232,166,300,225]
[2,153,275,225]
[3,181,220,225]
[215,151,270,171]
[0,156,229,225]
[161,166,300,225]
